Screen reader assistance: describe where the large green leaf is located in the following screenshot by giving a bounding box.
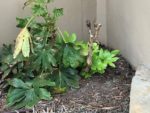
[13,27,31,59]
[6,78,54,109]
[8,78,29,89]
[32,5,47,16]
[16,17,29,28]
[24,88,40,108]
[33,78,55,87]
[51,68,80,93]
[63,45,84,68]
[38,88,52,100]
[22,34,30,57]
[12,88,40,109]
[7,89,26,107]
[34,48,56,70]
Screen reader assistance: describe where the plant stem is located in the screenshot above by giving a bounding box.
[57,27,66,43]
[25,16,35,28]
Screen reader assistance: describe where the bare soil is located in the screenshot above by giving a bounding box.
[0,54,135,113]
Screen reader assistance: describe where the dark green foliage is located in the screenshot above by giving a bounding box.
[63,45,84,68]
[51,68,79,93]
[33,48,56,71]
[0,0,119,110]
[7,78,55,109]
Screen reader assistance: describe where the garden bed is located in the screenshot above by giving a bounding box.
[1,54,135,113]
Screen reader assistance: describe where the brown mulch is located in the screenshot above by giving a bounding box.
[0,54,135,113]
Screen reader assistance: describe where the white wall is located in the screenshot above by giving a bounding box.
[106,0,150,68]
[0,0,96,47]
[97,0,107,45]
[82,0,97,40]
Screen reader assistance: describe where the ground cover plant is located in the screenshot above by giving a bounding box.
[0,0,119,110]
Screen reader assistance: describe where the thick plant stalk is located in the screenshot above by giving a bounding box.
[86,20,93,66]
[94,23,102,42]
[84,20,102,72]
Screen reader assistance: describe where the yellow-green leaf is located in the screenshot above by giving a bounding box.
[22,35,30,57]
[13,28,31,59]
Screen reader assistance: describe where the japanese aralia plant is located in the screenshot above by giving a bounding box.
[0,0,119,109]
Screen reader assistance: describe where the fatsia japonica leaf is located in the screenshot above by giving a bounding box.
[33,49,56,70]
[22,34,30,57]
[1,44,13,56]
[51,68,80,93]
[17,88,40,109]
[63,45,84,68]
[7,78,54,109]
[7,89,26,108]
[33,78,55,87]
[16,17,36,28]
[16,17,29,28]
[8,78,29,89]
[53,8,63,18]
[7,80,39,109]
[38,88,52,100]
[32,5,47,16]
[13,27,31,59]
[63,31,77,43]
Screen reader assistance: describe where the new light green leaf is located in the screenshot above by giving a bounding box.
[63,31,77,43]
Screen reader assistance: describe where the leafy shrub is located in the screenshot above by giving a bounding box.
[0,0,119,109]
[91,43,119,74]
[81,43,119,78]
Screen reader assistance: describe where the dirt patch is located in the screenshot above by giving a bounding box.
[1,54,135,113]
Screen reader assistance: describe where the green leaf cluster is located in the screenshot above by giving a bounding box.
[91,43,119,74]
[81,43,119,78]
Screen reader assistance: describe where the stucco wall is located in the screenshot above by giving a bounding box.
[0,0,96,47]
[97,0,107,45]
[106,0,150,68]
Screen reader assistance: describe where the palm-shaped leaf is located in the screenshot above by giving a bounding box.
[13,28,31,59]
